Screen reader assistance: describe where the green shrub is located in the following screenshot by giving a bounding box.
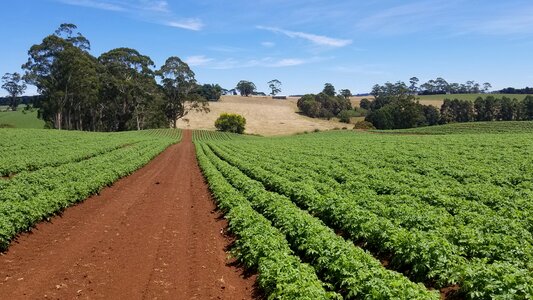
[353,120,376,130]
[215,113,246,134]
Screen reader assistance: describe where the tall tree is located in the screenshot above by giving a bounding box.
[339,89,352,99]
[267,79,282,96]
[99,47,158,131]
[409,77,419,95]
[1,73,27,111]
[158,56,209,128]
[322,83,335,96]
[22,23,95,129]
[483,82,492,93]
[236,80,256,97]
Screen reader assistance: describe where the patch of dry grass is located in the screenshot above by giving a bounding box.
[176,96,349,136]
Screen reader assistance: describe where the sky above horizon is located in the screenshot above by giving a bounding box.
[1,0,533,96]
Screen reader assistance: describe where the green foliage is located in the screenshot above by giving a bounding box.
[197,130,533,299]
[157,56,209,128]
[380,120,533,134]
[365,82,440,129]
[199,142,437,299]
[236,80,256,97]
[0,128,181,250]
[1,73,27,111]
[198,83,223,101]
[195,143,338,299]
[322,83,336,97]
[0,109,45,129]
[297,93,352,119]
[353,120,375,129]
[338,109,358,123]
[215,113,246,134]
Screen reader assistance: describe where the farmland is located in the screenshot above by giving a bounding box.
[0,128,181,250]
[0,109,45,128]
[195,129,533,299]
[379,121,533,135]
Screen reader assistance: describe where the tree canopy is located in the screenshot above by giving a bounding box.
[1,73,27,111]
[19,23,215,131]
[236,80,256,97]
[268,79,282,96]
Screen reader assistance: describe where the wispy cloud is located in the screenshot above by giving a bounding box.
[185,55,324,69]
[58,0,124,11]
[261,41,275,48]
[257,26,352,47]
[57,0,204,31]
[185,55,213,66]
[465,7,533,35]
[166,19,203,31]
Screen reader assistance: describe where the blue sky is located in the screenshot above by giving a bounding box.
[1,0,533,96]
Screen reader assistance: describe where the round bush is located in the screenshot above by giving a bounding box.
[215,113,246,134]
[353,120,376,130]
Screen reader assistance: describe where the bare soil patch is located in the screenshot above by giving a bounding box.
[0,130,256,299]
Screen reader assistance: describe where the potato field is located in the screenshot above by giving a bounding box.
[0,128,181,250]
[195,129,533,299]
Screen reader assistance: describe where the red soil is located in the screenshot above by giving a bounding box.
[0,130,256,299]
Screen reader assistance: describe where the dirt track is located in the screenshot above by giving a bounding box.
[0,130,256,299]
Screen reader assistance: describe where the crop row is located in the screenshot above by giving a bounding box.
[0,132,178,250]
[199,143,437,299]
[201,131,533,299]
[217,142,533,266]
[195,143,338,299]
[0,129,182,176]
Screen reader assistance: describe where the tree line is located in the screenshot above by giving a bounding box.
[362,82,533,129]
[408,77,492,95]
[7,23,224,131]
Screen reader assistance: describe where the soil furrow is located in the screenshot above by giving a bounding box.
[0,130,256,299]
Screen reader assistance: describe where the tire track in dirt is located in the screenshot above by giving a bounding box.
[0,130,256,299]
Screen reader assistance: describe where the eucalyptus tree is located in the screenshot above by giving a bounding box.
[158,56,209,128]
[1,72,26,111]
[22,23,96,130]
[236,80,256,97]
[99,48,158,131]
[267,79,281,96]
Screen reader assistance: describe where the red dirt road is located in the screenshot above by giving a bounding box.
[0,130,256,299]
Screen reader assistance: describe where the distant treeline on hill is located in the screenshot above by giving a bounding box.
[0,95,41,107]
[497,87,533,94]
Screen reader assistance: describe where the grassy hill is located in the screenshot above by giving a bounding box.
[176,95,351,136]
[0,109,45,129]
[417,93,530,102]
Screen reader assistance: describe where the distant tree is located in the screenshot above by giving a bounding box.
[365,81,437,129]
[440,99,474,123]
[297,92,351,119]
[322,83,335,96]
[1,73,27,111]
[522,95,533,120]
[158,56,209,128]
[339,89,352,99]
[236,80,256,97]
[482,82,492,93]
[267,79,282,96]
[409,77,419,94]
[198,84,223,101]
[215,113,246,133]
[359,98,371,110]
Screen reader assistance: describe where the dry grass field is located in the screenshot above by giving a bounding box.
[176,95,351,136]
